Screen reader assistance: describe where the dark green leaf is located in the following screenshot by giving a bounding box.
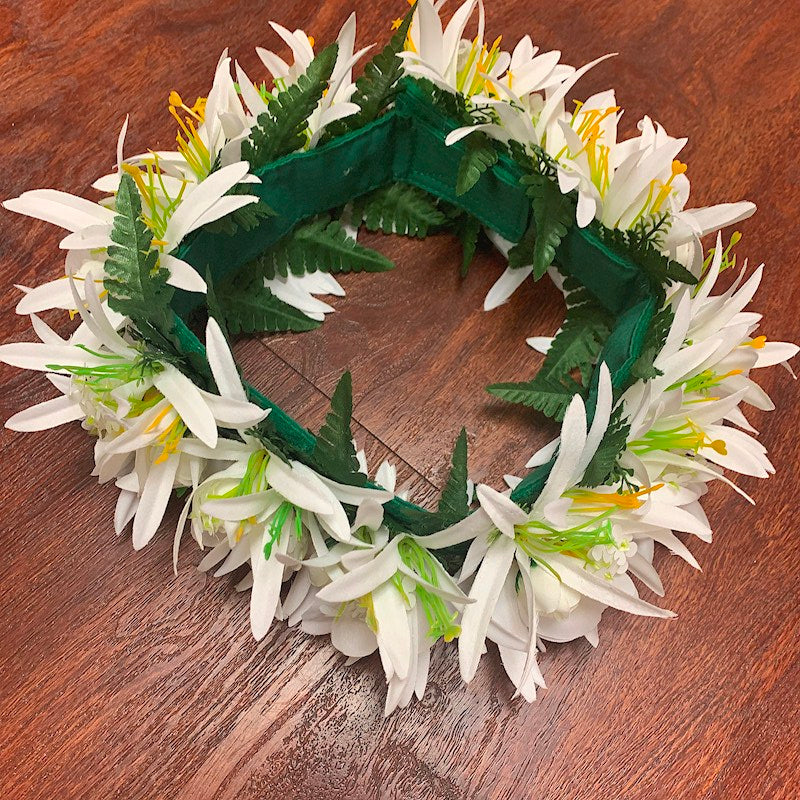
[241,43,338,169]
[324,3,417,138]
[592,223,698,307]
[216,284,320,335]
[356,183,447,238]
[313,371,367,486]
[455,132,499,196]
[455,213,481,277]
[437,427,470,525]
[487,374,584,421]
[523,173,575,280]
[580,407,632,486]
[103,173,174,339]
[629,306,673,382]
[540,304,613,386]
[256,215,394,279]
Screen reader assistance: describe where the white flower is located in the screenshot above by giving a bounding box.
[253,12,371,144]
[5,159,259,313]
[184,441,393,641]
[303,520,469,715]
[1,292,269,549]
[419,365,673,697]
[620,239,797,492]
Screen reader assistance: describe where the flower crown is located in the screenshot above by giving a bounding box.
[1,1,796,715]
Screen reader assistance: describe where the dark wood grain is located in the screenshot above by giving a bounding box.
[1,1,799,798]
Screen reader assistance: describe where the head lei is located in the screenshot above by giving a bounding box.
[2,1,796,714]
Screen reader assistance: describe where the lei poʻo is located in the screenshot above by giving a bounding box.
[2,1,796,715]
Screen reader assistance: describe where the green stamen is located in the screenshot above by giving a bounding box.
[397,538,461,643]
[512,512,616,566]
[263,500,295,560]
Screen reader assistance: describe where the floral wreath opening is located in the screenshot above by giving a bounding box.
[1,1,796,715]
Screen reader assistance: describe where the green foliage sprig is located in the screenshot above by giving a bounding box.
[355,183,448,237]
[580,407,633,487]
[313,371,368,487]
[487,280,614,421]
[323,3,417,139]
[242,43,339,169]
[255,215,395,279]
[455,132,499,197]
[508,173,575,280]
[215,283,321,335]
[437,427,470,525]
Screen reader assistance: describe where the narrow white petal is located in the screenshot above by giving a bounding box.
[316,539,401,603]
[132,456,181,550]
[153,368,218,448]
[548,554,674,618]
[162,254,208,293]
[476,483,527,538]
[459,536,516,683]
[205,316,246,401]
[6,395,83,431]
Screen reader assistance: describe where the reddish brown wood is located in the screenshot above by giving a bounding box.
[0,1,799,798]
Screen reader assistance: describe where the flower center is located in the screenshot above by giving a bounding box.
[566,483,665,514]
[631,420,727,456]
[512,512,617,568]
[398,538,461,642]
[168,91,212,179]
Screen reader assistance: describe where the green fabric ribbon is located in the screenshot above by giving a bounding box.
[170,78,655,530]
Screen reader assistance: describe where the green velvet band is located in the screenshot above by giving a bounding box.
[170,78,656,529]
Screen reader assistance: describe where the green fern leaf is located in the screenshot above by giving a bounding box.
[313,371,367,486]
[456,132,499,196]
[257,216,394,279]
[104,173,174,335]
[580,407,632,487]
[523,173,575,280]
[487,374,584,421]
[540,304,613,386]
[629,306,673,382]
[324,4,417,138]
[241,43,338,169]
[454,213,481,277]
[216,284,320,335]
[356,183,447,238]
[437,427,470,524]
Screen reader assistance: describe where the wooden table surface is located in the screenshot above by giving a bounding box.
[1,1,798,798]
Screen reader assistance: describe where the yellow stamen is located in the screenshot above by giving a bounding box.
[145,404,172,433]
[745,336,766,350]
[569,483,665,514]
[650,160,688,213]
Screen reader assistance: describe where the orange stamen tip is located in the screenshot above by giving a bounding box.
[748,336,767,349]
[391,18,403,29]
[168,90,182,107]
[307,35,315,48]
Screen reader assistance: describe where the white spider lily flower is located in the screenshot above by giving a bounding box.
[621,243,796,489]
[550,101,756,240]
[419,365,673,694]
[1,300,269,549]
[402,0,481,93]
[4,160,260,312]
[304,526,468,715]
[255,13,370,144]
[110,54,251,183]
[186,441,393,641]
